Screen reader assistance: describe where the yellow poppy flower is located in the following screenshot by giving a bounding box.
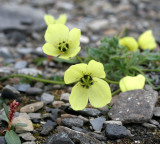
[44,14,67,25]
[138,30,157,50]
[119,74,145,92]
[119,37,138,52]
[43,24,81,60]
[64,60,112,110]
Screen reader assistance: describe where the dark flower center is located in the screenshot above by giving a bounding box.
[80,75,93,88]
[58,41,69,52]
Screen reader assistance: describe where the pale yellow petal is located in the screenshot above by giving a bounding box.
[45,24,69,44]
[69,28,81,49]
[88,77,112,108]
[87,60,106,78]
[64,63,87,84]
[44,14,55,25]
[119,37,138,52]
[119,74,145,92]
[63,46,81,59]
[56,14,67,24]
[136,74,146,89]
[69,82,88,111]
[138,30,157,50]
[42,43,60,56]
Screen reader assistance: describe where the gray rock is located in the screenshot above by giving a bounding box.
[20,102,44,113]
[80,35,90,44]
[19,113,30,120]
[104,121,122,126]
[0,136,6,144]
[90,117,106,131]
[88,19,108,31]
[45,132,74,144]
[15,84,31,92]
[1,88,17,99]
[41,93,54,104]
[4,85,20,96]
[60,93,70,102]
[142,123,157,129]
[56,2,74,10]
[22,142,36,144]
[78,108,102,117]
[0,3,45,32]
[18,68,42,76]
[34,82,44,89]
[16,48,33,55]
[78,115,89,123]
[61,118,84,128]
[49,108,60,121]
[0,47,12,58]
[87,132,107,142]
[57,126,102,144]
[40,120,57,135]
[153,107,160,117]
[28,113,41,119]
[52,101,65,108]
[31,0,55,7]
[105,124,128,140]
[19,132,36,141]
[26,87,42,96]
[0,67,15,76]
[14,61,28,69]
[108,89,158,123]
[12,116,34,133]
[71,126,88,133]
[0,33,8,46]
[149,119,159,126]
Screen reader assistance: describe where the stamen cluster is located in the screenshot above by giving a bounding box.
[58,41,69,52]
[80,75,93,88]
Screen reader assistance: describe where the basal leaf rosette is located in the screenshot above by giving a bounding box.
[64,60,112,111]
[119,37,138,52]
[119,74,145,92]
[138,30,157,50]
[44,14,67,25]
[43,24,81,60]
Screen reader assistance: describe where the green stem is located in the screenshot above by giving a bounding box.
[103,78,119,84]
[141,68,160,72]
[112,89,121,96]
[0,74,65,85]
[130,66,160,90]
[118,27,126,39]
[76,56,84,63]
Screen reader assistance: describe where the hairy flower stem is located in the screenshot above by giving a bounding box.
[118,27,127,39]
[0,74,65,85]
[130,66,160,90]
[0,74,119,85]
[76,56,84,63]
[141,68,160,72]
[103,78,119,84]
[112,89,121,96]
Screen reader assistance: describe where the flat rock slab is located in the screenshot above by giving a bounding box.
[57,126,102,144]
[45,132,74,144]
[61,118,84,128]
[90,117,106,131]
[0,3,45,32]
[105,124,128,140]
[153,107,160,117]
[108,89,158,123]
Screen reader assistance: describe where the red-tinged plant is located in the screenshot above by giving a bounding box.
[48,55,53,62]
[8,100,19,131]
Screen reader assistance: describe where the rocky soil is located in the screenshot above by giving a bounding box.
[0,0,160,144]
